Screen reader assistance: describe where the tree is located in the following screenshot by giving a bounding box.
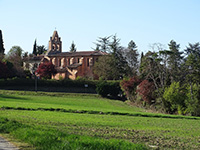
[94,35,131,79]
[36,62,57,79]
[120,76,142,101]
[109,35,130,78]
[33,39,37,55]
[93,36,111,53]
[168,40,183,82]
[32,39,47,55]
[122,40,139,75]
[93,55,117,80]
[184,43,200,84]
[183,43,200,105]
[0,60,12,79]
[186,83,200,116]
[94,36,138,79]
[69,41,77,52]
[7,46,24,77]
[163,82,186,114]
[136,80,155,104]
[0,30,5,57]
[139,44,173,110]
[37,45,47,55]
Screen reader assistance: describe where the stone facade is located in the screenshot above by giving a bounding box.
[43,30,106,80]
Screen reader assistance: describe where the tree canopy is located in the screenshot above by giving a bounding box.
[0,30,5,56]
[36,62,57,79]
[69,41,77,52]
[93,35,139,79]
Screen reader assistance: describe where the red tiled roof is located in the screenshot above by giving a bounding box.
[47,51,107,57]
[23,55,44,62]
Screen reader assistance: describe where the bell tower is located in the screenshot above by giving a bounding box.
[47,30,62,54]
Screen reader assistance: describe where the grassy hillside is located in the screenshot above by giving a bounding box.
[0,90,200,149]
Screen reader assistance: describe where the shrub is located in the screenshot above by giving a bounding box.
[120,76,141,101]
[186,84,200,116]
[96,80,122,99]
[0,60,12,79]
[136,80,155,104]
[36,62,57,79]
[163,82,186,114]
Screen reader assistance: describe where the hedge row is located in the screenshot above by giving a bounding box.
[0,78,124,100]
[0,78,97,88]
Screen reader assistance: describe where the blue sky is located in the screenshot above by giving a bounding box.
[1,0,200,54]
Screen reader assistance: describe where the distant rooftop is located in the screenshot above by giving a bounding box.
[47,51,107,57]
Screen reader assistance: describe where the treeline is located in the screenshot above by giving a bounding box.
[0,30,47,79]
[93,36,200,116]
[1,29,200,116]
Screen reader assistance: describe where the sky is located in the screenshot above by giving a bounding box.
[1,0,200,54]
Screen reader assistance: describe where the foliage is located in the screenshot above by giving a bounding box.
[168,40,183,82]
[96,80,122,99]
[136,80,155,104]
[184,43,200,84]
[32,39,37,55]
[120,76,141,101]
[93,35,138,79]
[6,46,24,77]
[69,41,77,52]
[93,36,111,53]
[163,82,186,114]
[36,62,57,79]
[0,30,5,59]
[124,40,139,75]
[32,40,47,55]
[0,61,12,79]
[37,45,47,55]
[186,84,200,116]
[94,55,118,80]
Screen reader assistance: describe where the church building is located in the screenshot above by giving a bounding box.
[41,30,106,80]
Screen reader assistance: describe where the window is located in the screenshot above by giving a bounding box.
[77,58,80,63]
[58,59,61,66]
[87,58,90,67]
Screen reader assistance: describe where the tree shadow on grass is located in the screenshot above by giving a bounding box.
[0,94,29,101]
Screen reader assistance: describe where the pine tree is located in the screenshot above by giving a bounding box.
[33,39,37,55]
[70,41,77,52]
[0,30,5,58]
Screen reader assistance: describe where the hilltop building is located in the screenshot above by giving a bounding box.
[24,30,106,80]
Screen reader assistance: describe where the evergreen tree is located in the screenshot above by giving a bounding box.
[185,42,200,84]
[126,40,139,75]
[168,40,183,82]
[0,30,5,59]
[70,41,77,52]
[128,40,137,50]
[33,39,37,55]
[93,36,111,53]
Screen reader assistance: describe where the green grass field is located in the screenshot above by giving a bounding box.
[0,90,200,149]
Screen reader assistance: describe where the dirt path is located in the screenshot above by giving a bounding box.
[0,136,19,150]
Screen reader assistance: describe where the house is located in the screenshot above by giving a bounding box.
[24,30,106,79]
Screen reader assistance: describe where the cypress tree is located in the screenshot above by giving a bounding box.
[33,39,37,55]
[0,30,5,56]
